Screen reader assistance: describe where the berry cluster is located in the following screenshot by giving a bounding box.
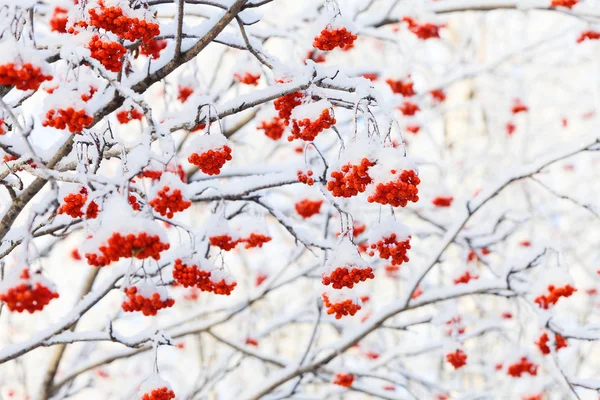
[141,387,176,400]
[534,284,576,309]
[402,17,442,40]
[322,266,374,289]
[177,86,194,103]
[50,7,69,33]
[81,86,98,102]
[172,259,237,295]
[243,233,272,249]
[322,293,361,319]
[43,108,94,133]
[121,287,174,316]
[368,234,411,266]
[85,233,170,267]
[406,124,420,134]
[274,92,303,124]
[0,63,52,91]
[332,373,354,388]
[257,117,285,140]
[129,194,141,211]
[507,357,538,377]
[444,315,466,336]
[234,72,261,86]
[289,109,336,142]
[446,349,467,369]
[149,186,191,218]
[511,100,528,114]
[327,158,375,197]
[454,271,479,285]
[432,196,453,207]
[297,170,315,185]
[550,0,578,8]
[188,145,232,175]
[536,332,567,355]
[88,1,160,43]
[386,79,415,97]
[139,39,167,59]
[362,73,379,81]
[116,108,144,124]
[430,89,446,103]
[209,235,240,251]
[295,199,323,219]
[88,35,126,73]
[58,187,99,219]
[577,30,600,43]
[398,101,420,116]
[0,269,59,313]
[367,169,420,207]
[313,28,357,51]
[246,337,259,346]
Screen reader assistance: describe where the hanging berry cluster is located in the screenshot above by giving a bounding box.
[327,158,375,197]
[577,31,600,43]
[121,286,175,316]
[149,186,191,218]
[401,17,443,40]
[141,387,176,400]
[368,169,420,207]
[139,39,168,59]
[274,92,303,124]
[58,187,99,219]
[368,234,411,266]
[550,0,578,8]
[398,101,420,116]
[322,293,361,319]
[88,35,127,73]
[234,72,261,86]
[454,270,479,285]
[406,124,420,134]
[116,108,144,124]
[386,79,415,97]
[432,196,453,207]
[172,259,237,295]
[178,86,194,103]
[88,0,160,43]
[85,232,170,267]
[257,117,285,140]
[243,233,272,249]
[322,264,374,289]
[313,28,357,51]
[297,170,315,185]
[43,108,94,133]
[507,357,538,377]
[430,89,446,103]
[289,109,336,142]
[295,199,323,219]
[534,284,576,309]
[0,269,59,313]
[536,332,568,355]
[332,373,355,387]
[188,145,232,175]
[511,99,528,114]
[0,63,52,91]
[50,7,69,33]
[446,349,467,369]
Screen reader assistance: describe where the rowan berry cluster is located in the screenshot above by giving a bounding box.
[398,101,420,116]
[243,233,272,249]
[297,170,315,185]
[402,17,442,40]
[313,28,357,51]
[534,284,576,309]
[576,30,600,43]
[274,92,303,124]
[507,357,538,377]
[432,196,453,207]
[444,315,466,336]
[430,89,446,103]
[177,86,194,103]
[386,79,415,97]
[0,63,52,91]
[368,234,411,266]
[511,100,528,114]
[50,7,69,33]
[85,232,170,267]
[0,269,59,313]
[121,287,174,316]
[234,72,261,86]
[257,117,285,140]
[446,349,467,369]
[149,186,191,218]
[129,194,141,211]
[333,373,355,387]
[172,259,237,295]
[322,266,374,289]
[209,235,240,251]
[550,0,578,8]
[43,108,94,133]
[295,199,323,219]
[81,86,97,102]
[454,271,479,285]
[367,169,420,207]
[188,145,232,175]
[406,124,420,134]
[88,1,160,43]
[289,109,336,142]
[141,387,176,400]
[58,187,99,219]
[116,108,144,124]
[322,293,361,319]
[536,332,567,355]
[88,35,126,73]
[139,39,167,59]
[327,158,375,197]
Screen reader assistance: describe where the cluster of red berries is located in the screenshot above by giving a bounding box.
[50,7,69,33]
[398,101,420,116]
[85,232,170,267]
[0,269,59,313]
[243,233,272,249]
[432,196,453,207]
[401,17,442,40]
[507,357,538,377]
[454,271,479,285]
[43,108,94,133]
[444,315,466,336]
[177,86,194,103]
[188,145,232,175]
[58,187,99,219]
[536,332,567,355]
[139,39,167,59]
[81,86,97,102]
[322,293,361,319]
[368,234,411,265]
[327,158,375,197]
[367,169,420,207]
[246,337,259,346]
[121,286,174,316]
[0,63,52,91]
[322,266,374,289]
[511,100,528,114]
[313,28,357,51]
[274,92,303,123]
[550,0,578,8]
[576,30,600,43]
[209,235,240,251]
[406,124,420,134]
[172,259,237,295]
[446,349,467,369]
[295,199,323,219]
[149,186,191,218]
[129,194,142,211]
[534,284,576,309]
[88,35,126,73]
[362,73,379,81]
[234,72,261,86]
[257,117,285,140]
[333,373,354,387]
[386,79,415,97]
[297,170,315,185]
[430,89,446,103]
[289,109,336,142]
[141,387,176,400]
[88,0,160,43]
[116,108,143,124]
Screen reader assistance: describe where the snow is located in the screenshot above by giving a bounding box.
[324,238,368,274]
[139,373,172,396]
